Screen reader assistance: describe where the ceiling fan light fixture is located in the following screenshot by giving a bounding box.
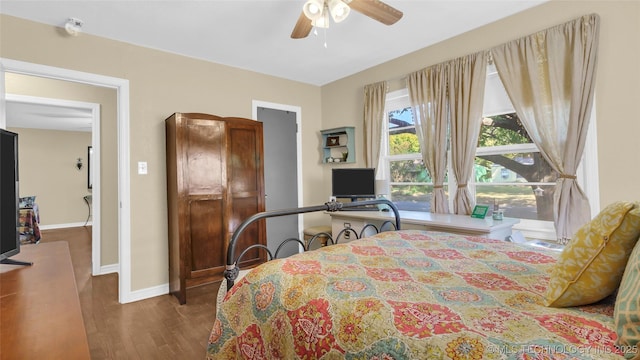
[328,0,350,23]
[303,0,324,21]
[291,0,403,39]
[311,10,330,29]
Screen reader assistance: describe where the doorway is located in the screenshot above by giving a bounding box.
[5,93,102,275]
[253,101,302,257]
[1,58,133,304]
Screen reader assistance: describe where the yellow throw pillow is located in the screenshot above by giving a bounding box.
[544,201,640,307]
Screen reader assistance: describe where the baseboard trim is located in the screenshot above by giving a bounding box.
[39,222,90,230]
[94,265,170,303]
[99,264,119,275]
[122,283,170,303]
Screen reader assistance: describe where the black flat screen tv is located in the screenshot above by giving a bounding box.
[332,168,376,200]
[0,129,20,263]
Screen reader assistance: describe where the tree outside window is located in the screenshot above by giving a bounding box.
[386,106,432,211]
[475,113,556,221]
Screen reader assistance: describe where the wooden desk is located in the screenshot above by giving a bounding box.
[329,210,519,242]
[1,242,90,359]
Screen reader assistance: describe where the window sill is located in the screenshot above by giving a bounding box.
[513,222,557,242]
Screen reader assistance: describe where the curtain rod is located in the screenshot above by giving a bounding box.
[369,13,596,91]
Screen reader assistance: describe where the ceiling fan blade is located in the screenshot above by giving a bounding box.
[291,11,313,39]
[345,0,403,25]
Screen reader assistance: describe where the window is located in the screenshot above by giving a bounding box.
[475,113,557,228]
[473,65,557,235]
[382,65,599,240]
[477,65,599,240]
[382,89,432,212]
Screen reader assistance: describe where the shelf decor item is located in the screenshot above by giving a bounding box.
[326,136,340,147]
[471,205,489,219]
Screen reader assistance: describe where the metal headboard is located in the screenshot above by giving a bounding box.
[223,199,401,291]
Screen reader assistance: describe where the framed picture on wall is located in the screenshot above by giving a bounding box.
[326,136,340,147]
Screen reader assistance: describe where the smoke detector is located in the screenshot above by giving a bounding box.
[64,17,84,36]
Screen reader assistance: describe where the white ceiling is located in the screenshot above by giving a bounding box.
[1,0,547,86]
[1,0,547,130]
[6,100,93,132]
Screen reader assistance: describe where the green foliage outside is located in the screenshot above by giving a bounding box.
[475,114,531,182]
[389,132,420,156]
[387,114,532,186]
[388,118,428,191]
[478,114,530,147]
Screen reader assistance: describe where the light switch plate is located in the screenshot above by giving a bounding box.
[138,161,148,175]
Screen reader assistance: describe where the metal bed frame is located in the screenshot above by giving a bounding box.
[223,198,401,291]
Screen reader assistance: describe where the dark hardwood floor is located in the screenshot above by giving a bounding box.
[39,227,220,359]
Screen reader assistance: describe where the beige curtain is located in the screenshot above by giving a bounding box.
[363,81,388,170]
[449,52,488,215]
[491,14,600,242]
[407,64,450,214]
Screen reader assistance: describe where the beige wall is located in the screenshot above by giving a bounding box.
[321,0,640,208]
[5,73,119,267]
[1,14,322,291]
[8,127,91,223]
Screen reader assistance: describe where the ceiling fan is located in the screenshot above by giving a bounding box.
[291,0,403,39]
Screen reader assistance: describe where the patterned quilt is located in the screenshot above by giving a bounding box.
[18,207,41,244]
[207,230,625,359]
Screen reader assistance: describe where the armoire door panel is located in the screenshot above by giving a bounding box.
[228,128,260,193]
[186,119,225,195]
[230,196,264,265]
[228,196,261,234]
[188,199,225,274]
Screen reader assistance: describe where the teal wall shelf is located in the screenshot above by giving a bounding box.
[320,126,355,164]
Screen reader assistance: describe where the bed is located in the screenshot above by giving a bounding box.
[207,199,632,359]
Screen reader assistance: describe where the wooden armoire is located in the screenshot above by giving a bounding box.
[165,113,266,304]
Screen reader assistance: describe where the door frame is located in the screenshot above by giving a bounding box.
[252,100,303,236]
[5,94,102,275]
[0,58,133,304]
